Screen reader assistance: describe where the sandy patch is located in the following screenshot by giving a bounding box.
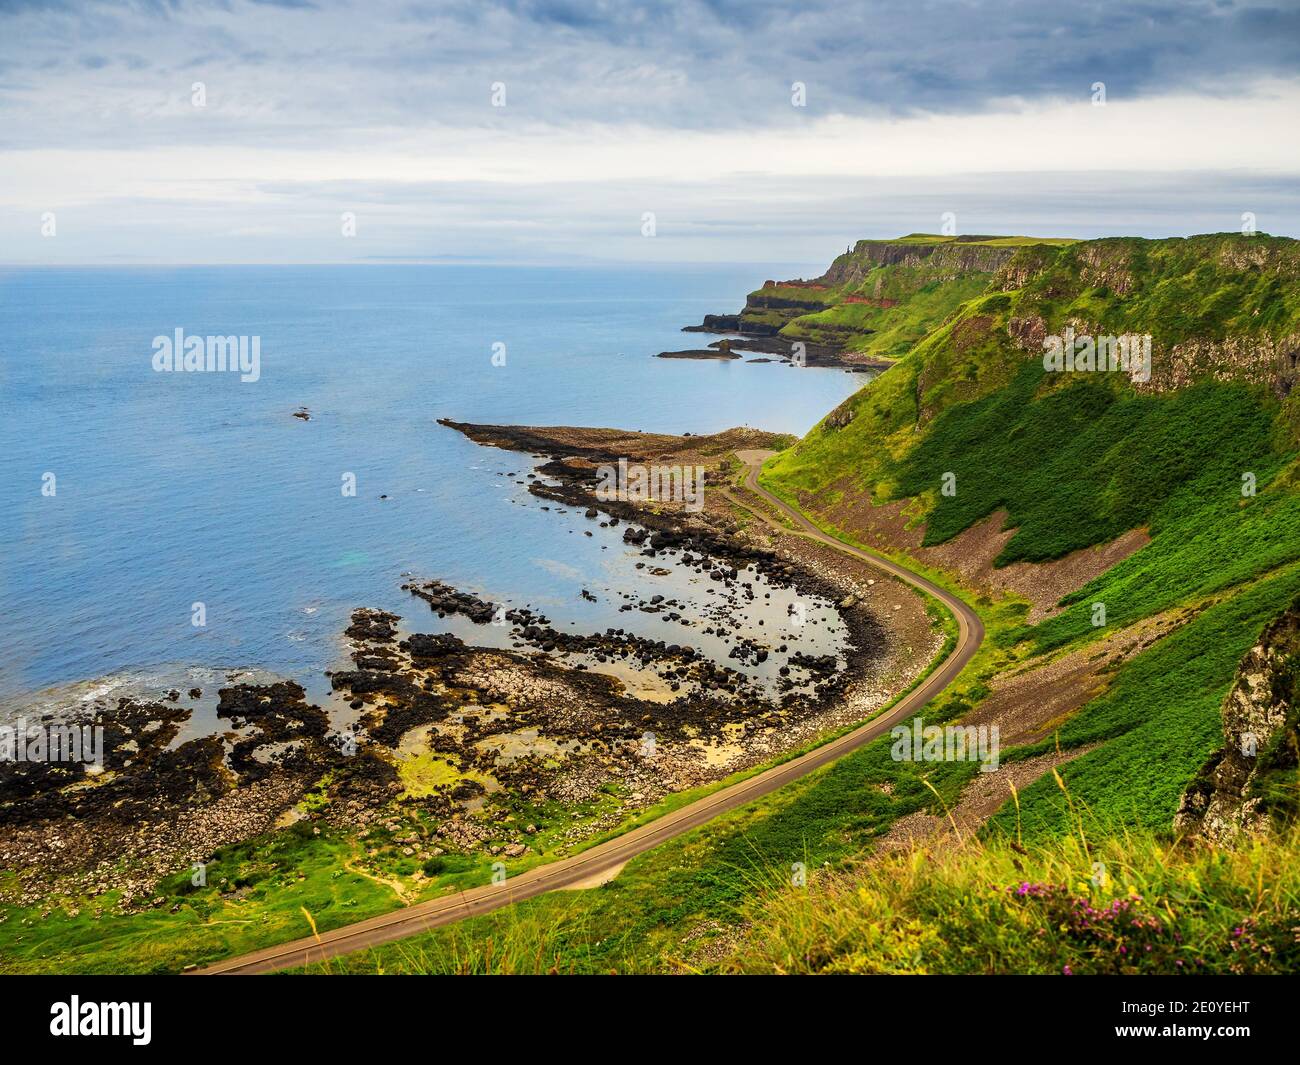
[963,607,1193,745]
[819,481,1149,621]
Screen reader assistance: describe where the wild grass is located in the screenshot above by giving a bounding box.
[786,273,991,357]
[721,828,1300,974]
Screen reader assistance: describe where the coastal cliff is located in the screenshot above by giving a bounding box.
[760,230,1300,847]
[686,234,1074,360]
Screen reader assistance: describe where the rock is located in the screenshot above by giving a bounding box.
[402,632,466,659]
[1175,596,1300,845]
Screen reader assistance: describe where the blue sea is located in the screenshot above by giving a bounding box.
[0,265,862,714]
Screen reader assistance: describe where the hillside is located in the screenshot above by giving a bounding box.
[764,231,1300,842]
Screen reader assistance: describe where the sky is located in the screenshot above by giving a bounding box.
[1,0,1298,265]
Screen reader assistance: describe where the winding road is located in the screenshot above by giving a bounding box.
[194,453,983,975]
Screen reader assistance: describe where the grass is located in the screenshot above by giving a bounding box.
[899,368,1288,565]
[722,828,1300,974]
[300,740,986,974]
[987,564,1300,841]
[0,767,641,973]
[733,233,1076,358]
[1014,233,1300,349]
[760,233,1300,854]
[301,795,1300,975]
[765,369,1300,842]
[787,273,992,357]
[0,824,410,974]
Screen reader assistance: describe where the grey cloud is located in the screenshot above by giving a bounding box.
[0,0,1295,263]
[1,0,1297,151]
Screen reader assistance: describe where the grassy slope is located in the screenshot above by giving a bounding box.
[724,828,1300,974]
[1013,233,1300,348]
[764,232,1300,841]
[789,274,992,358]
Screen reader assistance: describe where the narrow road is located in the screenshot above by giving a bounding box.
[194,453,983,975]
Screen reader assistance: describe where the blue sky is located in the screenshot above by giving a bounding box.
[1,0,1298,263]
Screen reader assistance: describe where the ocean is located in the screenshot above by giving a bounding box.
[0,264,863,715]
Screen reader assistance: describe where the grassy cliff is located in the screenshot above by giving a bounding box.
[764,231,1300,842]
[730,234,1078,358]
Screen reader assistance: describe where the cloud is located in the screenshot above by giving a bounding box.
[3,0,1298,145]
[0,0,1296,261]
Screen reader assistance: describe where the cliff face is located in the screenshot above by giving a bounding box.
[1002,234,1300,399]
[818,239,1019,289]
[687,234,1069,359]
[690,231,1300,414]
[1175,599,1300,845]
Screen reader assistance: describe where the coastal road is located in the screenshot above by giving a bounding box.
[194,453,983,975]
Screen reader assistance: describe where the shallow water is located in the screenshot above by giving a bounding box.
[0,264,863,714]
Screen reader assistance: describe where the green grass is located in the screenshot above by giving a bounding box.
[0,824,408,974]
[787,274,992,357]
[863,233,1078,248]
[722,829,1300,974]
[302,741,985,974]
[898,368,1287,565]
[988,565,1300,842]
[761,232,1300,851]
[732,233,1077,358]
[1014,233,1300,349]
[1024,457,1300,654]
[0,770,640,973]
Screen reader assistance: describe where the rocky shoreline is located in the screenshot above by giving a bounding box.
[0,421,940,916]
[676,327,890,371]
